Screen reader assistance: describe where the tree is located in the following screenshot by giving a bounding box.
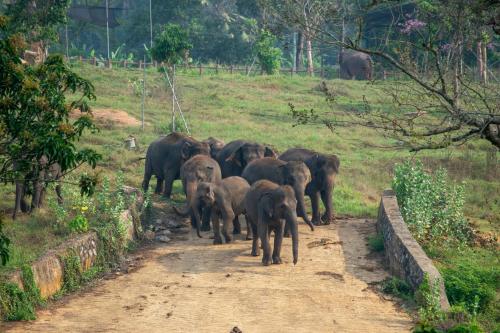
[255,29,282,74]
[151,23,192,65]
[292,0,500,151]
[258,0,340,75]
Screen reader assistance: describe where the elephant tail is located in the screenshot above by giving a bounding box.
[173,180,197,218]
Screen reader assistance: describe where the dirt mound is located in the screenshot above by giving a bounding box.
[72,108,141,127]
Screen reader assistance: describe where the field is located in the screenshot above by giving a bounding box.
[0,63,498,272]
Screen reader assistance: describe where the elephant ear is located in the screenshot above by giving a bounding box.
[264,146,277,158]
[181,141,193,160]
[225,144,244,167]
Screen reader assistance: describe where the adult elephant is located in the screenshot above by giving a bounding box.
[173,155,222,235]
[216,140,277,178]
[242,157,314,231]
[203,137,225,159]
[13,156,63,220]
[142,132,211,198]
[245,180,299,265]
[339,50,373,80]
[280,148,340,225]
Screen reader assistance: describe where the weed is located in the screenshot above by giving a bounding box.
[381,277,413,302]
[367,233,384,252]
[61,252,83,293]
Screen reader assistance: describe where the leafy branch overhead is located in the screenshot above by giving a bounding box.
[0,16,101,191]
[151,24,193,66]
[282,0,500,151]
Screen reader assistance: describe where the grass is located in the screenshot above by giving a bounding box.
[0,63,498,274]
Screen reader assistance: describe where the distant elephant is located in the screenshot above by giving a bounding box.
[13,156,63,220]
[242,157,314,231]
[203,137,225,159]
[193,177,250,244]
[280,148,340,225]
[173,155,222,235]
[339,50,373,80]
[216,140,277,178]
[142,132,211,198]
[245,180,299,265]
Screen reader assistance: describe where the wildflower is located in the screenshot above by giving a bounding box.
[400,19,426,34]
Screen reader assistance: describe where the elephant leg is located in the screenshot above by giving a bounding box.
[201,206,211,231]
[221,209,235,243]
[259,222,272,266]
[310,191,321,225]
[320,188,334,224]
[154,177,164,194]
[272,223,284,264]
[31,180,43,211]
[55,183,63,205]
[162,172,176,198]
[245,215,252,240]
[232,215,241,235]
[249,220,259,257]
[211,210,223,245]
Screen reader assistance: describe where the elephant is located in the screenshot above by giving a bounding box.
[173,155,222,235]
[203,137,225,159]
[241,157,314,232]
[279,148,340,225]
[193,176,250,244]
[245,180,299,266]
[216,140,277,178]
[142,132,211,198]
[13,156,63,220]
[339,50,373,80]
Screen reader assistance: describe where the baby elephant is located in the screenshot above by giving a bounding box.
[194,177,250,244]
[245,180,299,266]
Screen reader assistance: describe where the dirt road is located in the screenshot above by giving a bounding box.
[4,219,413,333]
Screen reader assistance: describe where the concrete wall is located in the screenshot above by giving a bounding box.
[376,190,450,310]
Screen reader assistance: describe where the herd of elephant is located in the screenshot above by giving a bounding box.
[142,132,340,266]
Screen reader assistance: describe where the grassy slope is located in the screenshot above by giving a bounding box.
[0,63,498,272]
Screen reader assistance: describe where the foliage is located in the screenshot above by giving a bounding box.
[255,30,282,75]
[67,214,89,234]
[416,274,445,324]
[61,252,82,293]
[381,277,413,302]
[151,24,192,66]
[0,16,101,196]
[0,217,9,265]
[367,233,384,252]
[392,161,472,247]
[440,260,498,314]
[0,265,42,321]
[3,0,70,42]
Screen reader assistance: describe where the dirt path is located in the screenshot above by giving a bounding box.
[4,219,413,333]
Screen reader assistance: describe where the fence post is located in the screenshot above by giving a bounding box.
[91,57,96,66]
[245,66,249,75]
[154,61,158,68]
[79,55,83,63]
[107,59,112,69]
[230,64,233,75]
[139,60,143,69]
[215,63,219,74]
[290,67,294,78]
[199,63,202,76]
[383,70,387,80]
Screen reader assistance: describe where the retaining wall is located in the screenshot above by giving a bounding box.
[376,189,450,310]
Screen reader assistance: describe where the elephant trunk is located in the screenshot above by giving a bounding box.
[294,185,314,231]
[286,210,299,265]
[173,180,197,217]
[192,203,203,238]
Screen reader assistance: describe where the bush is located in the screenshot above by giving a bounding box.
[392,161,472,247]
[368,233,384,252]
[152,24,192,65]
[255,30,282,75]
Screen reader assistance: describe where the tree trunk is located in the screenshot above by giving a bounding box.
[478,41,485,83]
[481,42,488,84]
[306,37,314,76]
[296,32,303,71]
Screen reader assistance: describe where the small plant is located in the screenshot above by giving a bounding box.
[255,29,282,75]
[381,277,413,301]
[0,217,10,265]
[62,252,83,293]
[68,214,89,234]
[416,274,445,325]
[367,233,384,252]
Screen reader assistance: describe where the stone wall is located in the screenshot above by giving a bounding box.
[376,189,450,310]
[7,204,139,300]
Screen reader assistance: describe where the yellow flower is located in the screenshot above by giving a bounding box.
[81,206,88,212]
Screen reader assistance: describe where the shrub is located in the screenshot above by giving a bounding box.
[152,24,192,65]
[381,277,413,301]
[255,30,282,75]
[368,233,384,252]
[392,161,472,247]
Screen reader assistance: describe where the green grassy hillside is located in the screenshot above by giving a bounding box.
[0,63,498,272]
